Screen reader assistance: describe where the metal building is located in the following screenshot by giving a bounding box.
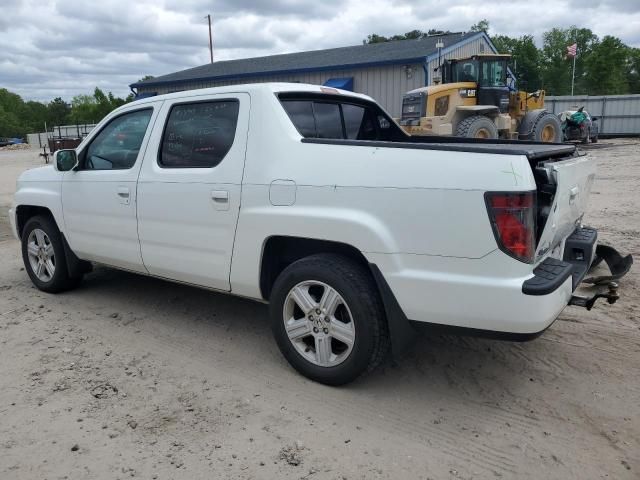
[131,31,497,116]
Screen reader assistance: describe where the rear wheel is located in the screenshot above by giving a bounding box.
[455,115,499,139]
[21,216,83,293]
[269,254,389,385]
[532,113,562,143]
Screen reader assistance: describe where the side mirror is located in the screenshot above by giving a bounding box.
[54,149,78,172]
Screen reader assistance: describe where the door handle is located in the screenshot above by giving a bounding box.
[211,190,229,211]
[117,186,130,205]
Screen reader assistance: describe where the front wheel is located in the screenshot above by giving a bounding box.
[21,215,83,293]
[269,254,389,385]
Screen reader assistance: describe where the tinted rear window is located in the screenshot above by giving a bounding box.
[313,103,343,139]
[281,101,316,138]
[280,95,405,142]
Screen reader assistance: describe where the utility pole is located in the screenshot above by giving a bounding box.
[206,14,213,63]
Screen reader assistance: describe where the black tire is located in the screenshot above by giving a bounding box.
[269,254,389,385]
[591,134,598,143]
[455,115,499,139]
[532,112,562,143]
[21,215,83,293]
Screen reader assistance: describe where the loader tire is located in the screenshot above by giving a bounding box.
[532,112,562,143]
[455,115,498,139]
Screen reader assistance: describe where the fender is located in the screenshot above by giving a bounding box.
[13,165,65,236]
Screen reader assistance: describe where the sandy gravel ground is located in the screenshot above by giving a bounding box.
[0,142,638,480]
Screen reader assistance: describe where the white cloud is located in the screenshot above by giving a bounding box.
[0,0,638,101]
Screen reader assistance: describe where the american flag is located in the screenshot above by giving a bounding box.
[567,43,577,57]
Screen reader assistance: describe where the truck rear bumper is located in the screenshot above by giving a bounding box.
[368,249,573,338]
[370,227,632,352]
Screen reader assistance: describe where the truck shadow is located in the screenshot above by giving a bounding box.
[74,265,564,402]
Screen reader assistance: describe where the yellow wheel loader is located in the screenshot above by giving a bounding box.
[399,55,562,142]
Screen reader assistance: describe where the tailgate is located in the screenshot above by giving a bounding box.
[536,155,596,262]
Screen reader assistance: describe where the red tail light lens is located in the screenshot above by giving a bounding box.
[485,192,536,263]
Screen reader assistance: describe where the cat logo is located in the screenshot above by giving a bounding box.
[460,89,477,98]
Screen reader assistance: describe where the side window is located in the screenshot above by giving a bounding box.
[313,102,343,139]
[83,109,152,170]
[342,103,377,140]
[342,104,365,139]
[159,100,239,168]
[281,100,316,137]
[281,95,405,142]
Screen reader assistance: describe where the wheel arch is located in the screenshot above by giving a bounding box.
[15,205,58,239]
[17,205,91,278]
[260,236,417,356]
[259,236,369,301]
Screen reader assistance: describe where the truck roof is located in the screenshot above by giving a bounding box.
[130,82,374,106]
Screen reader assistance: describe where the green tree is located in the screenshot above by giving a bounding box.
[47,97,70,126]
[492,34,542,91]
[540,27,598,95]
[627,48,640,94]
[583,36,629,94]
[0,89,26,137]
[363,29,450,44]
[69,94,97,124]
[470,19,490,33]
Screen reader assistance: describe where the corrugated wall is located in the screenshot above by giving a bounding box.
[139,63,425,117]
[545,95,640,135]
[426,36,494,84]
[136,37,492,117]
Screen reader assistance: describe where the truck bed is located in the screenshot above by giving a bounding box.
[302,136,577,161]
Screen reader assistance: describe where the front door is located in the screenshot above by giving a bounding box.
[62,104,161,272]
[136,92,249,291]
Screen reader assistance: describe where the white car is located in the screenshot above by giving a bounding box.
[9,83,630,385]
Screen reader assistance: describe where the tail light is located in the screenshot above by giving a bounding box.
[485,191,536,263]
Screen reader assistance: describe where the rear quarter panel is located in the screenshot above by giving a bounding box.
[230,90,538,298]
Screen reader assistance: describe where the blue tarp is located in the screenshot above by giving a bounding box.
[134,92,158,101]
[323,77,354,91]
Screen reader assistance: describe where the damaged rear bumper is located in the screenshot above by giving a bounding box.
[523,227,633,309]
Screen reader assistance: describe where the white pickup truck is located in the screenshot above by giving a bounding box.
[10,83,631,385]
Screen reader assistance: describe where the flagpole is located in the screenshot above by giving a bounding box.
[571,53,576,96]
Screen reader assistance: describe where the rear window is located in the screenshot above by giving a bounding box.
[280,95,403,142]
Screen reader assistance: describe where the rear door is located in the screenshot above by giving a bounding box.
[536,155,596,260]
[136,93,249,290]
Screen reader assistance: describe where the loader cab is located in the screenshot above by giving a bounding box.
[443,55,511,113]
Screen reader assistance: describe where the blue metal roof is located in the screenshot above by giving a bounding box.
[132,32,479,89]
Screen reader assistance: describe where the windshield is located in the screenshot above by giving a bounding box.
[479,60,507,87]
